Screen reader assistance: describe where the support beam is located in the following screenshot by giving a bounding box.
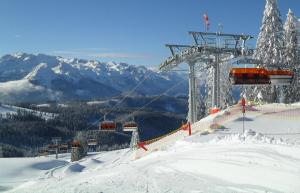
[165,44,192,56]
[212,62,218,108]
[212,53,221,108]
[216,54,221,107]
[188,62,198,123]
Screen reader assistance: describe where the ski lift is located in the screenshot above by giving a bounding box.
[100,121,117,131]
[229,68,270,85]
[72,140,82,148]
[47,144,58,152]
[268,69,294,85]
[59,143,68,153]
[229,67,294,85]
[99,114,117,132]
[87,138,97,146]
[123,121,138,132]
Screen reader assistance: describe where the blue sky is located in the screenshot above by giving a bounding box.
[0,0,299,67]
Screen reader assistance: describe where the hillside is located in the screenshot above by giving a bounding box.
[0,53,188,103]
[0,96,188,157]
[1,103,300,193]
[0,104,56,120]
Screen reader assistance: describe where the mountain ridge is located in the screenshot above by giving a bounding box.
[0,53,188,102]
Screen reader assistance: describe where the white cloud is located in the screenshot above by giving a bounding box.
[50,49,152,59]
[89,52,151,59]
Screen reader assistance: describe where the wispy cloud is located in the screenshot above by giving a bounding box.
[15,34,22,38]
[50,49,152,59]
[88,52,151,59]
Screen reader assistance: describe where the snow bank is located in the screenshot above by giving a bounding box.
[0,157,68,192]
[210,129,291,145]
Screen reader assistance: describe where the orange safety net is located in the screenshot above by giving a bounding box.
[138,123,191,146]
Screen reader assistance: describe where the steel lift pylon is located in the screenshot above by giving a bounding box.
[159,31,254,124]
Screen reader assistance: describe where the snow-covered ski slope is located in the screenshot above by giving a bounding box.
[1,103,300,193]
[0,104,56,120]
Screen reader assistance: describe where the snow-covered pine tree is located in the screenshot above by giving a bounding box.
[204,66,214,114]
[220,61,234,108]
[250,0,284,103]
[202,61,233,115]
[283,9,299,103]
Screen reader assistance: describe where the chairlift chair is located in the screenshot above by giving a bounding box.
[100,120,117,131]
[59,143,68,153]
[99,114,117,131]
[123,121,138,132]
[47,144,58,152]
[229,67,294,86]
[87,138,97,146]
[268,69,294,85]
[72,140,82,148]
[229,68,270,85]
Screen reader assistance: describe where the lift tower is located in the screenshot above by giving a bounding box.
[159,31,254,124]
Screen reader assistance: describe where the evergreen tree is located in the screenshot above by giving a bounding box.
[205,66,213,114]
[220,62,234,108]
[283,9,299,103]
[248,0,284,103]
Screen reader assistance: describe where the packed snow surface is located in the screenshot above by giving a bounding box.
[1,103,300,193]
[0,104,56,120]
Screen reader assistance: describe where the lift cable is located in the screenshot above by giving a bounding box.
[84,69,157,130]
[120,78,187,122]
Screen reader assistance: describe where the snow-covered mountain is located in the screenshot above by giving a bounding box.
[0,53,187,103]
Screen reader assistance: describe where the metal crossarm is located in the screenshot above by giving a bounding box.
[159,30,255,123]
[165,44,193,56]
[189,31,253,46]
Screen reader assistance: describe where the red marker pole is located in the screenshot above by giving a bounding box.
[241,98,246,133]
[241,97,246,107]
[181,123,192,136]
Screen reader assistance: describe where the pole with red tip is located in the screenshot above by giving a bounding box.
[241,98,246,133]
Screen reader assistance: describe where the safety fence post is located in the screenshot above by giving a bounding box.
[188,122,192,136]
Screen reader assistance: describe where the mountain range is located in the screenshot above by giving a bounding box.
[0,53,188,103]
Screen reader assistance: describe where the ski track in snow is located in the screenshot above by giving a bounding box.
[1,104,300,193]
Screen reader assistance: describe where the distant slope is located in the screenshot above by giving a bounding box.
[0,96,188,157]
[0,53,188,103]
[0,104,56,120]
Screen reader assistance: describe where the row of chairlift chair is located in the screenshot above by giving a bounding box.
[87,118,138,146]
[46,143,68,154]
[100,119,138,132]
